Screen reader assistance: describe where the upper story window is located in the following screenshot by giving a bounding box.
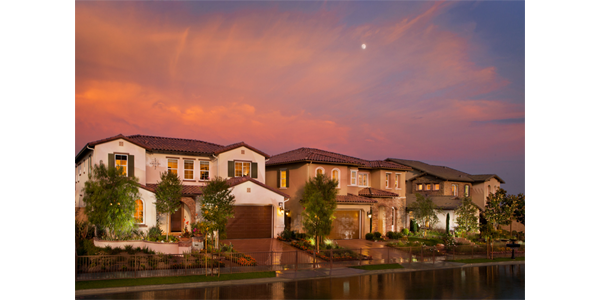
[385,173,391,188]
[452,184,458,197]
[134,199,144,224]
[395,174,400,189]
[280,169,288,188]
[434,183,440,190]
[315,167,325,177]
[332,169,340,188]
[235,161,251,177]
[351,170,357,185]
[426,184,431,190]
[168,159,178,175]
[358,173,369,186]
[417,184,423,191]
[465,185,470,197]
[184,160,194,180]
[200,161,209,180]
[115,154,128,176]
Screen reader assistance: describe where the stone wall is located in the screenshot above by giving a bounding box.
[371,197,406,234]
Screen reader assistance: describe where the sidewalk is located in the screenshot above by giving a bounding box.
[75,260,525,297]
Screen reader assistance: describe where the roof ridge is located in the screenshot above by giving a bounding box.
[127,134,224,147]
[304,147,366,163]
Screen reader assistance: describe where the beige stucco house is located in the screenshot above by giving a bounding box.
[75,134,289,239]
[265,148,413,239]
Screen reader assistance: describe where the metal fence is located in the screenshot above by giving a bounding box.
[76,245,525,281]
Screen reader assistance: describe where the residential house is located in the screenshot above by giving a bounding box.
[386,158,507,231]
[75,134,289,239]
[265,148,412,239]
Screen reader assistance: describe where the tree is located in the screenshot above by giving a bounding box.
[302,173,338,254]
[83,163,140,239]
[154,171,183,240]
[481,188,515,258]
[199,176,236,244]
[445,213,450,234]
[409,193,442,236]
[508,193,525,226]
[455,197,479,237]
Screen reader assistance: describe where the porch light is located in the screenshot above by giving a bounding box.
[367,212,372,218]
[278,202,284,214]
[285,210,290,216]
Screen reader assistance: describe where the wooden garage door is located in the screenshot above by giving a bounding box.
[225,205,272,239]
[329,210,360,240]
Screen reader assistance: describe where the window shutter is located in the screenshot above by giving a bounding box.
[108,153,114,170]
[285,169,289,188]
[228,161,234,177]
[251,162,258,178]
[277,170,281,188]
[128,155,135,177]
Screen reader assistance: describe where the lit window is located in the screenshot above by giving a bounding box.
[434,184,440,190]
[386,173,391,188]
[316,167,324,177]
[184,160,194,180]
[426,184,431,190]
[358,173,369,186]
[465,185,470,197]
[200,161,209,180]
[134,200,144,223]
[332,169,340,187]
[115,154,128,176]
[395,174,400,189]
[417,184,423,191]
[168,159,178,175]
[452,184,458,196]
[280,170,287,188]
[235,161,251,177]
[351,170,357,185]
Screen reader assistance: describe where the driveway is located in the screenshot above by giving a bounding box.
[221,238,324,266]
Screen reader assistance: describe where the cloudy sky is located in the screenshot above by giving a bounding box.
[75,1,525,194]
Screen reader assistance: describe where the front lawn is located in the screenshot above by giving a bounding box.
[75,271,276,290]
[349,263,404,271]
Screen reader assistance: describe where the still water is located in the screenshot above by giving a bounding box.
[79,265,524,299]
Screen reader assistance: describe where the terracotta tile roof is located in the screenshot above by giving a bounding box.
[226,176,290,198]
[77,134,269,162]
[358,187,399,198]
[336,194,378,204]
[138,183,156,193]
[387,158,475,182]
[267,148,411,171]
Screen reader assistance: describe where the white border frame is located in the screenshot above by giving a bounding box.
[315,167,325,177]
[183,159,195,180]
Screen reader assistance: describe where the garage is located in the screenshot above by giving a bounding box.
[225,205,273,239]
[329,210,360,240]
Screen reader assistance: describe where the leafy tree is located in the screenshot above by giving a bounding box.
[508,193,525,225]
[301,173,338,254]
[154,171,183,240]
[199,176,236,243]
[455,197,479,237]
[83,163,141,239]
[481,188,521,258]
[409,193,442,236]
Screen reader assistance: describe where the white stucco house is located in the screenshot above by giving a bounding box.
[75,134,289,239]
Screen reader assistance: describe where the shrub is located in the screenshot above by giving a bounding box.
[148,226,163,241]
[386,231,394,239]
[365,233,374,240]
[373,232,382,239]
[401,228,410,236]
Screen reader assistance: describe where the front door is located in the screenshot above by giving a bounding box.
[170,204,182,233]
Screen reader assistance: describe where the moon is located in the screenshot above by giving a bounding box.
[361,44,366,49]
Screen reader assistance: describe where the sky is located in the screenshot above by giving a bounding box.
[75,0,525,195]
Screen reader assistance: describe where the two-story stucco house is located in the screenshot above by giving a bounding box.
[264,148,413,239]
[75,134,289,239]
[386,158,506,231]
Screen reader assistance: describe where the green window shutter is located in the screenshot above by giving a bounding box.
[251,162,258,178]
[228,161,235,177]
[108,153,114,170]
[128,155,135,177]
[285,169,289,188]
[277,170,281,188]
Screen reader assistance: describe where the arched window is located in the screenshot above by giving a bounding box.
[332,168,340,187]
[134,199,144,224]
[315,167,325,177]
[464,185,470,197]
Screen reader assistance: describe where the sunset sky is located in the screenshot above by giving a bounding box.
[75,1,525,194]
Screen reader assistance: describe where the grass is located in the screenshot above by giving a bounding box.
[75,271,276,290]
[407,237,444,246]
[349,263,404,271]
[446,257,525,264]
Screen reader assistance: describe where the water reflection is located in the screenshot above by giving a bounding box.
[78,265,524,299]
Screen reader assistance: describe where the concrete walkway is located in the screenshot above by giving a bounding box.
[75,259,525,297]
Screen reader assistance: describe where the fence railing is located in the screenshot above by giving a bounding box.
[76,245,524,281]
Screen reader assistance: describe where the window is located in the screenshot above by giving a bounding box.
[395,174,400,189]
[426,184,431,190]
[351,170,357,185]
[235,161,251,177]
[452,184,458,196]
[315,167,324,177]
[358,173,369,186]
[465,185,470,197]
[385,173,391,188]
[417,184,423,191]
[280,169,287,188]
[200,161,209,180]
[167,159,178,175]
[184,160,194,180]
[434,183,440,190]
[332,169,340,187]
[115,154,128,176]
[488,185,491,195]
[134,200,144,224]
[88,157,92,174]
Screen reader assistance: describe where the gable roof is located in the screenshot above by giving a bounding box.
[76,134,269,162]
[358,187,399,198]
[468,174,506,184]
[387,158,474,182]
[266,148,411,171]
[225,176,289,198]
